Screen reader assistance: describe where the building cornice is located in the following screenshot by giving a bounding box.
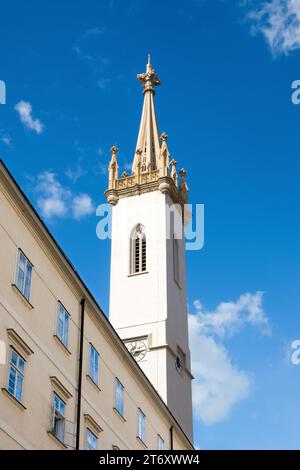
[105,173,187,208]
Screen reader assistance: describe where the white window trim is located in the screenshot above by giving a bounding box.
[158,434,165,450]
[7,347,25,403]
[15,249,33,301]
[137,408,146,444]
[52,393,66,445]
[130,224,147,274]
[56,302,70,348]
[115,378,125,417]
[86,428,98,450]
[88,343,99,386]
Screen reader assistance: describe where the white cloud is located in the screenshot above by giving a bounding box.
[72,194,94,219]
[15,101,44,134]
[193,291,271,338]
[0,135,12,147]
[247,0,300,55]
[34,171,94,221]
[35,171,69,218]
[189,292,270,425]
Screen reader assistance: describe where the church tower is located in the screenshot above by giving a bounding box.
[105,57,193,442]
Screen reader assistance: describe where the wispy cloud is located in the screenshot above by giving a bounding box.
[0,134,12,147]
[34,171,94,220]
[97,78,111,90]
[15,101,44,134]
[189,292,271,425]
[65,140,87,183]
[74,26,108,66]
[73,25,111,90]
[246,0,300,55]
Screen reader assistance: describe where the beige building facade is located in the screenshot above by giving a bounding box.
[0,161,192,450]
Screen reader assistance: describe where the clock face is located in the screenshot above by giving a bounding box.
[126,340,147,362]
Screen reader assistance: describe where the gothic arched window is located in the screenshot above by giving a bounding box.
[130,224,146,274]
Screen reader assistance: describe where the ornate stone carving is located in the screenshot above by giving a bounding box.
[137,55,160,94]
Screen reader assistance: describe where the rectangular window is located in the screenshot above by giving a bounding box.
[86,429,97,450]
[57,303,70,348]
[52,393,66,443]
[7,348,25,402]
[138,408,146,443]
[16,250,32,300]
[158,434,165,450]
[173,237,180,285]
[115,378,124,416]
[89,344,99,385]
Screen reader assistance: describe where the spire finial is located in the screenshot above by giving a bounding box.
[137,55,160,94]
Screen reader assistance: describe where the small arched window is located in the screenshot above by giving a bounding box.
[130,224,146,274]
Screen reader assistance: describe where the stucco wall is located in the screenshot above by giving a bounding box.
[0,167,192,450]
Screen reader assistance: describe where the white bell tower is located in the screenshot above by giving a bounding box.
[105,56,193,442]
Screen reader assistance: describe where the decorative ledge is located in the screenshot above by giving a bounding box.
[47,431,68,449]
[7,328,34,357]
[53,335,71,356]
[113,407,126,423]
[136,435,148,448]
[127,271,149,278]
[50,376,73,401]
[11,284,34,309]
[84,414,103,436]
[1,388,27,410]
[86,374,101,392]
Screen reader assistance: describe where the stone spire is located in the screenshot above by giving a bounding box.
[132,55,161,173]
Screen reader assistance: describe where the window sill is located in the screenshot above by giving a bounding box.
[127,271,149,278]
[86,374,101,391]
[47,431,68,449]
[113,407,126,422]
[11,284,34,309]
[53,335,71,355]
[1,388,27,410]
[136,436,147,448]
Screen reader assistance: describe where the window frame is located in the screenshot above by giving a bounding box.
[85,428,97,450]
[88,344,99,386]
[115,378,125,417]
[158,434,165,450]
[16,249,33,301]
[130,225,147,275]
[7,347,25,403]
[52,393,66,444]
[137,408,146,444]
[56,302,70,348]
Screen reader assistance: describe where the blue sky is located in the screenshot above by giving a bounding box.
[1,0,300,450]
